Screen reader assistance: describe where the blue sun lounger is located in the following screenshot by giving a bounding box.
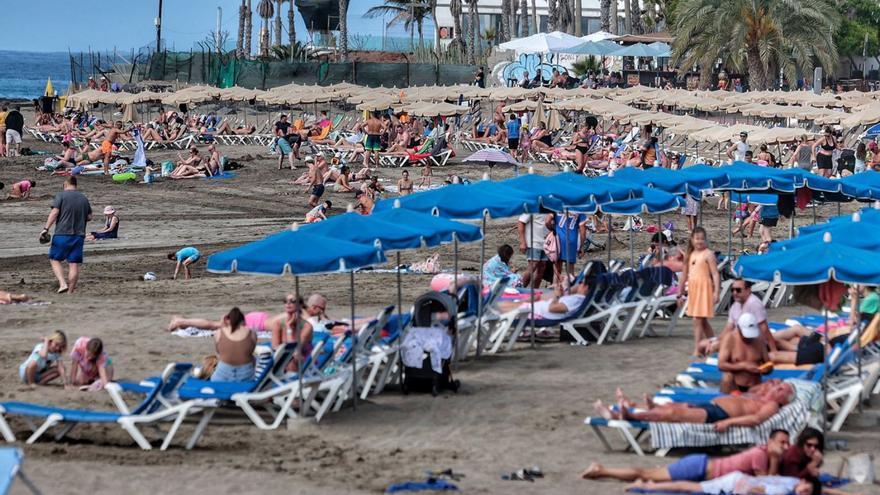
[0,448,39,495]
[0,363,210,450]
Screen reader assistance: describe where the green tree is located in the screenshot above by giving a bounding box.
[339,0,350,61]
[671,0,841,90]
[835,0,880,74]
[365,0,433,49]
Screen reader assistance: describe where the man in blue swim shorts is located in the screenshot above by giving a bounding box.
[168,246,200,280]
[43,176,92,294]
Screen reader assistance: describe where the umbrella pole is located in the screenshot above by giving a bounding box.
[350,271,357,411]
[789,210,795,240]
[295,275,304,418]
[822,307,828,432]
[727,202,732,259]
[453,237,460,360]
[396,252,406,388]
[476,214,487,358]
[698,191,703,227]
[855,289,863,412]
[813,202,817,225]
[629,216,634,267]
[530,213,536,350]
[607,214,612,267]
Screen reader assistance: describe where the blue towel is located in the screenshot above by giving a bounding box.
[205,171,237,180]
[819,473,849,488]
[385,479,459,493]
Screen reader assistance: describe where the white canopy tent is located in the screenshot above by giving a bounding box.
[497,31,584,54]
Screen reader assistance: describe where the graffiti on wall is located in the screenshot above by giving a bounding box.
[495,53,569,85]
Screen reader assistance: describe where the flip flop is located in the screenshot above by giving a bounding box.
[57,287,68,294]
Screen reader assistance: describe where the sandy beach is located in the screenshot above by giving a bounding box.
[1,122,878,495]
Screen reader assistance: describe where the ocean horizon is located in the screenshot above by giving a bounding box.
[0,50,73,100]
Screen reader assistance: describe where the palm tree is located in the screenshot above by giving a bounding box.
[274,0,283,46]
[257,0,274,57]
[467,0,479,64]
[520,0,529,37]
[288,0,296,57]
[630,0,645,34]
[365,0,433,49]
[244,0,253,57]
[339,0,349,61]
[547,0,559,31]
[671,0,841,90]
[500,0,511,42]
[623,0,632,33]
[530,0,538,34]
[610,0,618,34]
[451,0,466,58]
[574,0,583,36]
[558,0,574,33]
[237,0,246,57]
[600,0,611,31]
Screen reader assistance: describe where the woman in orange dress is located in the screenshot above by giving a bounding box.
[678,227,720,356]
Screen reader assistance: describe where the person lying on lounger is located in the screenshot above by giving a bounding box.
[593,381,794,432]
[582,429,790,482]
[494,281,591,320]
[625,472,822,495]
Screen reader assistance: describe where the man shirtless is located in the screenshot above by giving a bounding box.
[101,121,130,175]
[363,111,384,168]
[719,313,773,393]
[594,381,794,432]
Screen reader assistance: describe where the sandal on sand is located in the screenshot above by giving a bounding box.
[57,287,68,294]
[501,470,534,482]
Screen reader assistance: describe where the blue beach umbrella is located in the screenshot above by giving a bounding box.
[862,122,880,139]
[734,234,880,285]
[729,193,778,206]
[716,162,799,193]
[599,187,686,215]
[609,43,658,57]
[614,166,731,197]
[770,217,880,252]
[207,227,386,275]
[373,181,541,219]
[565,39,621,56]
[207,226,388,409]
[840,171,880,200]
[501,172,641,205]
[798,207,880,235]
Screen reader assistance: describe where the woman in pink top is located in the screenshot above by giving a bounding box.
[166,311,269,333]
[69,337,114,391]
[8,179,35,199]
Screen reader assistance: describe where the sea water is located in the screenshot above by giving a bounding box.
[0,51,71,100]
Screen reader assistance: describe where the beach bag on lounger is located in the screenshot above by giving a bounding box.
[837,453,875,484]
[543,231,559,263]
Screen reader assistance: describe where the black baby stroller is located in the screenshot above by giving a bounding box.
[401,291,461,396]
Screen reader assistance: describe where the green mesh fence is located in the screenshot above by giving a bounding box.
[147,52,476,89]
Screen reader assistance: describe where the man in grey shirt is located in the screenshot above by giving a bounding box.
[42,177,92,293]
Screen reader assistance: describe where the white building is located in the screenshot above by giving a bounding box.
[433,0,615,42]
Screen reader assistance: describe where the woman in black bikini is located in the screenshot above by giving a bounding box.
[812,126,837,177]
[572,126,592,174]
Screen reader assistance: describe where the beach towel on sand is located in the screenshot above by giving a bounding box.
[172,326,271,340]
[385,479,458,493]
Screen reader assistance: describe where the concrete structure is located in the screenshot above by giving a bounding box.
[434,0,615,42]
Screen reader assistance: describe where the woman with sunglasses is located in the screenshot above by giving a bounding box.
[781,428,823,479]
[269,295,313,372]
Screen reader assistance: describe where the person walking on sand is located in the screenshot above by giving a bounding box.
[100,121,130,175]
[679,226,720,356]
[42,177,92,294]
[363,111,384,168]
[4,106,24,158]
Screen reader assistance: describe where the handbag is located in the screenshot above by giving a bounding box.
[543,232,559,263]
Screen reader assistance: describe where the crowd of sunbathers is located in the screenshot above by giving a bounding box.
[468,108,682,174]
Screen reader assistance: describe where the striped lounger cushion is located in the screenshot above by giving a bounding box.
[648,380,820,450]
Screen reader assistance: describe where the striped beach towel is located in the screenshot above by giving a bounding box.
[649,380,820,450]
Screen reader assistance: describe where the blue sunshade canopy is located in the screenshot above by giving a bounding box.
[207,228,386,276]
[372,181,542,219]
[735,235,880,285]
[730,193,778,205]
[300,210,481,251]
[798,207,880,235]
[770,218,880,252]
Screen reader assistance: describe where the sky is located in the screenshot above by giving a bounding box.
[0,0,428,53]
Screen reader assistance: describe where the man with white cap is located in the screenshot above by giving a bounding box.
[718,312,773,393]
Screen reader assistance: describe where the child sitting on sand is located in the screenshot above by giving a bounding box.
[305,200,331,223]
[19,331,68,386]
[7,179,35,199]
[69,337,113,391]
[168,246,201,280]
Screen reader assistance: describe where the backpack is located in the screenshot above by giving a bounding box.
[543,231,559,263]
